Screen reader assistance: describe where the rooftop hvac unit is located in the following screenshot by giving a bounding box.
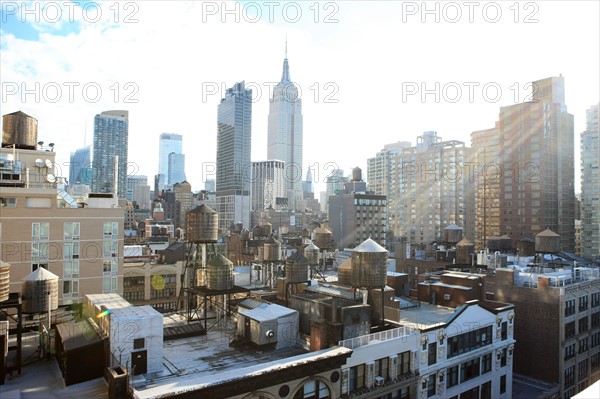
[374,376,385,387]
[443,294,451,301]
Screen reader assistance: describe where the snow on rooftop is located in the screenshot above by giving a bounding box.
[238,303,297,322]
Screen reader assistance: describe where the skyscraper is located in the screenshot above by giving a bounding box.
[92,110,128,198]
[581,102,600,259]
[472,76,575,251]
[390,132,472,246]
[252,160,286,212]
[267,45,303,210]
[216,81,252,231]
[158,133,184,191]
[168,152,186,187]
[69,145,91,186]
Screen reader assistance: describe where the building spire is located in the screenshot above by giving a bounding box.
[281,38,290,83]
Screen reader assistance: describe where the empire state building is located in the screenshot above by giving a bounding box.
[267,45,303,210]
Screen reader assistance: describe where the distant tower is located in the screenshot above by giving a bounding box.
[92,110,128,198]
[69,145,91,186]
[158,133,184,191]
[216,81,252,232]
[267,41,303,210]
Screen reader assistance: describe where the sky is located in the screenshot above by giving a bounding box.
[1,0,599,195]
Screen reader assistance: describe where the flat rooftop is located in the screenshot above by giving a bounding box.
[133,320,308,395]
[398,302,455,330]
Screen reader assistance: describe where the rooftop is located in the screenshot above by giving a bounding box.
[398,302,455,330]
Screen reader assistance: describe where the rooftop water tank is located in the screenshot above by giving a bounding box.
[535,229,560,254]
[21,267,59,313]
[2,111,38,150]
[206,255,234,291]
[186,204,218,243]
[351,238,388,289]
[285,252,309,283]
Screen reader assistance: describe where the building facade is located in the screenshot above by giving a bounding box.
[158,133,183,192]
[267,50,303,210]
[251,160,286,212]
[69,145,92,186]
[216,81,252,232]
[581,103,600,260]
[472,76,575,252]
[92,110,129,198]
[328,193,387,249]
[1,146,124,305]
[167,152,186,189]
[127,175,151,210]
[391,131,473,247]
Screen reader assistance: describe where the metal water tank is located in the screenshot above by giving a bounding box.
[351,238,388,289]
[0,261,10,302]
[285,252,309,283]
[487,236,501,251]
[186,204,218,243]
[263,236,281,261]
[535,229,561,254]
[234,223,243,234]
[21,267,59,313]
[206,254,234,290]
[443,224,463,244]
[352,167,362,182]
[315,226,333,249]
[518,237,536,256]
[302,228,311,238]
[252,225,263,239]
[240,228,251,241]
[456,239,475,265]
[337,258,352,286]
[500,235,513,251]
[303,243,320,266]
[2,111,38,149]
[261,222,272,237]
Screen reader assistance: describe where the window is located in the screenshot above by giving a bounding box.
[579,337,589,354]
[481,353,492,374]
[32,222,50,240]
[565,343,576,360]
[398,351,411,376]
[580,295,589,311]
[564,365,575,388]
[500,375,506,394]
[103,277,117,293]
[103,240,118,258]
[591,332,600,348]
[500,348,507,367]
[578,359,588,381]
[592,292,600,308]
[103,260,118,274]
[592,353,600,373]
[104,222,118,238]
[481,381,492,399]
[580,317,589,333]
[428,342,437,366]
[426,374,436,397]
[447,365,459,388]
[63,280,79,295]
[460,358,481,383]
[592,312,600,328]
[63,260,80,278]
[293,379,330,399]
[501,321,508,340]
[565,321,576,339]
[0,197,17,207]
[133,338,145,350]
[64,222,80,240]
[447,325,493,358]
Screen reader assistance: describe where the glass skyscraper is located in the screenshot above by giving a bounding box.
[158,133,184,191]
[581,103,600,259]
[216,81,252,231]
[267,48,303,210]
[92,110,128,198]
[69,145,92,186]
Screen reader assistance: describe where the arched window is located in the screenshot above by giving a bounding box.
[242,392,275,399]
[292,379,331,399]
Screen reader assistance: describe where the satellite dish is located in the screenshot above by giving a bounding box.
[45,159,54,169]
[35,159,44,168]
[46,174,56,183]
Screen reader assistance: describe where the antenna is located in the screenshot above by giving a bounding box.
[285,35,288,59]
